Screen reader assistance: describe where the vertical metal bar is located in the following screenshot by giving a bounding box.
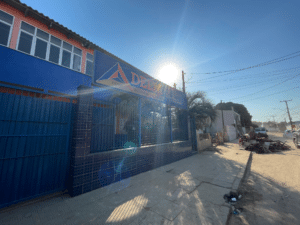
[64,100,73,189]
[169,106,173,143]
[138,98,141,147]
[113,104,116,150]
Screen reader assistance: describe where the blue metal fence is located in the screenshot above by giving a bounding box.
[0,89,73,208]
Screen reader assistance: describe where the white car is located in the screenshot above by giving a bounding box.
[283,130,296,138]
[254,127,267,135]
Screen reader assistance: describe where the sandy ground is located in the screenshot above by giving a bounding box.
[228,132,300,225]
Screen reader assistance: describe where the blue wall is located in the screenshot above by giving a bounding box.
[0,46,92,95]
[93,50,188,109]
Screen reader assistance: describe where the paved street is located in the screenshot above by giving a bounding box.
[0,141,250,225]
[228,132,300,225]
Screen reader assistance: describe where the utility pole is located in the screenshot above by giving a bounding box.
[182,70,186,94]
[280,100,293,130]
[221,100,225,136]
[232,106,238,136]
[270,115,277,130]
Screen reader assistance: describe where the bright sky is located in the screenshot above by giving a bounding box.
[22,0,300,123]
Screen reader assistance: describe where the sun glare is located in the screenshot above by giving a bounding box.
[157,63,179,86]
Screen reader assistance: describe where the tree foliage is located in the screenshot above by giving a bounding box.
[186,91,217,130]
[215,102,252,127]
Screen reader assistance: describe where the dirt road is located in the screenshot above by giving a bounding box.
[228,132,300,225]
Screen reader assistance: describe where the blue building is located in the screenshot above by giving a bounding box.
[0,0,194,208]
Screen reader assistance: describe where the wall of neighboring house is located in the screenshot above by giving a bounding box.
[210,110,238,133]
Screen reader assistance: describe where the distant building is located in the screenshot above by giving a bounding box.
[286,121,300,130]
[203,110,243,141]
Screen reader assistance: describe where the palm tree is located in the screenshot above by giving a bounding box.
[186,91,217,130]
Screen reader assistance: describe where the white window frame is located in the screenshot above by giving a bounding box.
[85,52,94,76]
[16,20,85,72]
[34,29,50,60]
[16,21,37,56]
[0,9,15,47]
[49,36,63,65]
[61,41,74,69]
[72,46,82,72]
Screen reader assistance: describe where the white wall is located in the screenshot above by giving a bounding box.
[210,110,238,133]
[226,125,237,141]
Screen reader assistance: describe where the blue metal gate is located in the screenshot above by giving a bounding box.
[91,101,115,153]
[0,89,73,208]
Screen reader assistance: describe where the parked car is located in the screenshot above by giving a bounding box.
[283,130,296,138]
[254,127,267,134]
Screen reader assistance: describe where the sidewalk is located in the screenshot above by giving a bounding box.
[0,141,251,225]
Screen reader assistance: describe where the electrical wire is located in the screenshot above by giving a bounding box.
[238,86,299,103]
[228,73,300,100]
[186,66,300,84]
[189,74,295,94]
[189,50,300,75]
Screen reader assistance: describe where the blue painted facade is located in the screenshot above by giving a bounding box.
[94,50,188,109]
[0,34,192,208]
[0,46,92,95]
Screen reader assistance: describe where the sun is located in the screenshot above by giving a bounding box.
[157,63,180,86]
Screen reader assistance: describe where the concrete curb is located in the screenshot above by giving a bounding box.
[226,151,253,224]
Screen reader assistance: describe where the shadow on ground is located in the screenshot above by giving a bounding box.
[227,145,300,225]
[0,143,264,225]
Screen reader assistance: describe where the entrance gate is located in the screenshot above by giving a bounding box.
[0,88,73,208]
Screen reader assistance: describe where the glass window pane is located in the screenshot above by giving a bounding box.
[73,47,82,56]
[86,53,93,61]
[63,42,72,51]
[21,22,35,34]
[0,22,10,46]
[34,38,47,59]
[86,60,93,76]
[37,29,49,41]
[62,50,71,68]
[72,54,81,71]
[50,36,61,46]
[18,32,33,54]
[0,10,13,24]
[49,44,60,64]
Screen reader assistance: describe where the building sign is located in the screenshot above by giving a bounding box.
[94,50,187,109]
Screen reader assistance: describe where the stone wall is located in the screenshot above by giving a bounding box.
[197,133,212,152]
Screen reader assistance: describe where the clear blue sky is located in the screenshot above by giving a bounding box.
[22,0,300,123]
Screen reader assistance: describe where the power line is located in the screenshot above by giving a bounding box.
[189,50,300,75]
[187,66,300,84]
[228,73,300,100]
[238,86,299,103]
[188,74,296,94]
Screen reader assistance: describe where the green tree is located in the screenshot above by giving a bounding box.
[186,91,217,130]
[215,102,253,127]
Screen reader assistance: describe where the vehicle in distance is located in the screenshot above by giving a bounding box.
[254,127,267,134]
[283,130,296,138]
